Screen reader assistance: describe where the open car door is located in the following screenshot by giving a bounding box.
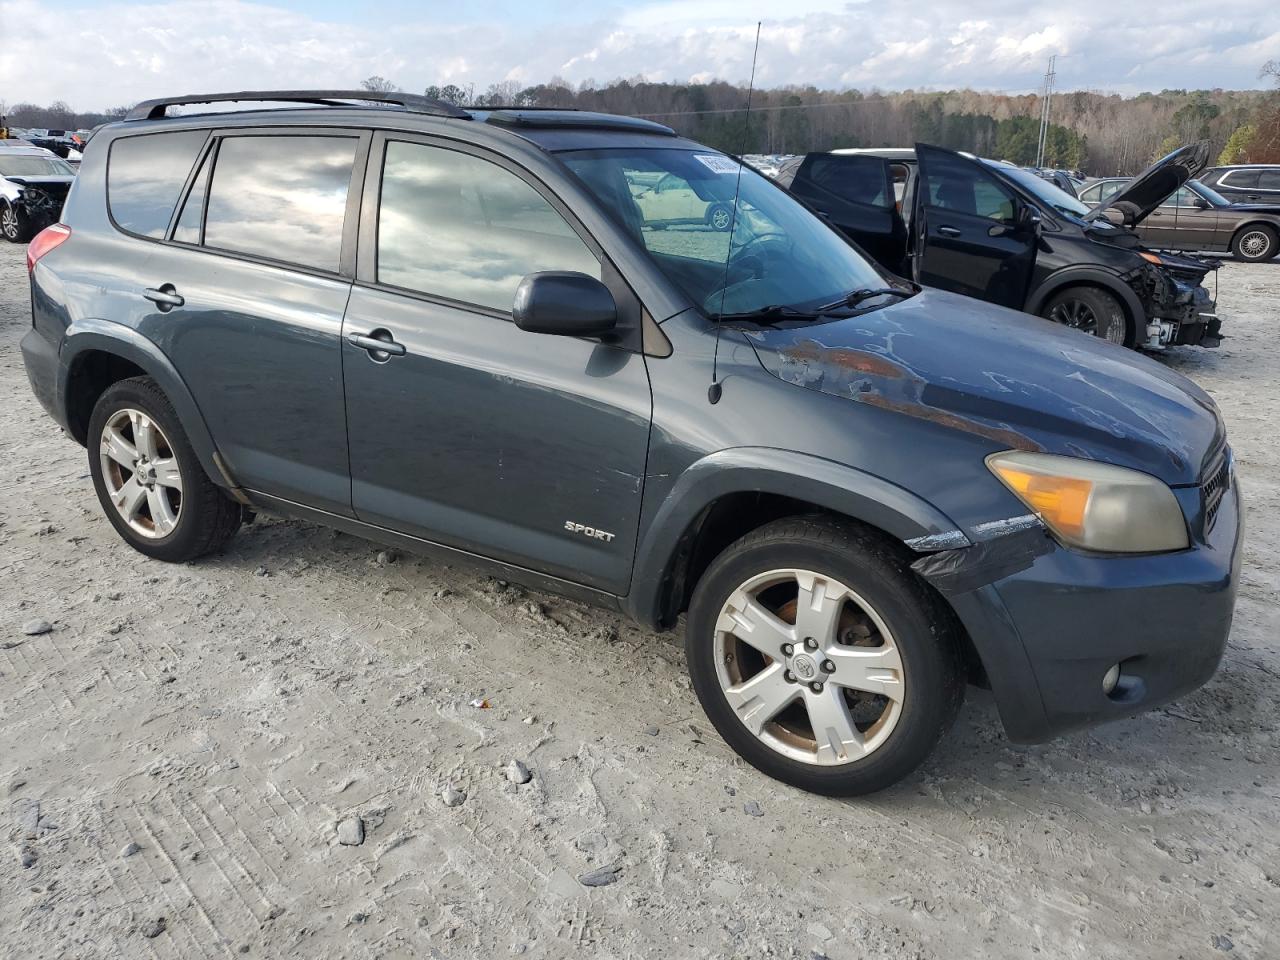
[779,153,908,274]
[912,144,1038,310]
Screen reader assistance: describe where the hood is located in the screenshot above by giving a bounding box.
[1223,203,1280,216]
[1083,141,1209,227]
[743,289,1222,486]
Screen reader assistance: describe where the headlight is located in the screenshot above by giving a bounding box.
[986,451,1188,553]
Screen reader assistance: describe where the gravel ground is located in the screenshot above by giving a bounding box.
[2,242,1278,960]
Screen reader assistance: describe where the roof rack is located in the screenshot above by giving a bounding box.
[478,109,675,136]
[125,90,470,122]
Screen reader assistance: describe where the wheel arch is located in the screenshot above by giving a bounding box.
[59,321,239,495]
[1024,268,1144,344]
[623,448,968,632]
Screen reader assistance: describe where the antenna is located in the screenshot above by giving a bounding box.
[708,21,762,405]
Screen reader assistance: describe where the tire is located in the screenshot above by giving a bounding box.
[0,202,33,243]
[1041,286,1130,346]
[87,376,241,562]
[706,202,733,232]
[1230,224,1278,262]
[685,516,964,796]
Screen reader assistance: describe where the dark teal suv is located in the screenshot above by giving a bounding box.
[20,91,1242,796]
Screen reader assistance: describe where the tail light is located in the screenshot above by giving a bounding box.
[27,223,71,273]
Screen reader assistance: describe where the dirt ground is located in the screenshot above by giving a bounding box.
[2,242,1278,960]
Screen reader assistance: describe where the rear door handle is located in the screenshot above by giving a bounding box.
[347,329,406,361]
[142,284,184,310]
[937,225,962,238]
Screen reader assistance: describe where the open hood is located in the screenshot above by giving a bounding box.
[1082,141,1209,227]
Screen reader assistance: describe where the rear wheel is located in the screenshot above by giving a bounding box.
[88,377,242,562]
[1231,224,1277,262]
[1,202,33,243]
[685,517,964,796]
[1042,286,1130,346]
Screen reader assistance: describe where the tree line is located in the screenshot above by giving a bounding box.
[4,64,1277,176]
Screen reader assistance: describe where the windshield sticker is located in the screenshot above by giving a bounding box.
[694,154,740,175]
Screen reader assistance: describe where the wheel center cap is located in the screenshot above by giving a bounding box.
[790,653,818,681]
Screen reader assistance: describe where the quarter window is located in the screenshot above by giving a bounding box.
[108,130,208,238]
[203,136,357,273]
[376,141,599,311]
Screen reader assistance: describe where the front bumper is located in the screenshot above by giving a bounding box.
[944,468,1242,743]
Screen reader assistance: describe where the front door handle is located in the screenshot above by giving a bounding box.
[347,328,406,361]
[143,284,184,310]
[937,225,962,238]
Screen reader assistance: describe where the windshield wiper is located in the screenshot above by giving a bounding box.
[815,287,912,313]
[712,303,824,324]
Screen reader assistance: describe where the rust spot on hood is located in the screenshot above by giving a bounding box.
[773,337,1042,452]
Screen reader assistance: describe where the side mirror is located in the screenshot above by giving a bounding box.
[1193,196,1211,210]
[1099,207,1127,227]
[1017,204,1042,233]
[513,272,618,338]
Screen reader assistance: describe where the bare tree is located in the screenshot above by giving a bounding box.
[360,76,399,93]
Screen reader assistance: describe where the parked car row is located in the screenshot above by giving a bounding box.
[774,142,1224,351]
[0,140,78,243]
[1079,175,1280,262]
[19,90,1242,797]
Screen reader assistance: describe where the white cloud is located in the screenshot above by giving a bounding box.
[0,0,1274,111]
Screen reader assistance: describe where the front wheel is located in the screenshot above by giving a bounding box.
[1042,286,1130,346]
[1231,224,1278,262]
[685,517,964,796]
[88,377,242,562]
[1,202,33,243]
[706,203,733,232]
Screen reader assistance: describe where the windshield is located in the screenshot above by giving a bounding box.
[0,155,75,177]
[559,147,888,317]
[990,164,1091,219]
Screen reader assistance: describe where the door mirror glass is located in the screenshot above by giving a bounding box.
[1016,204,1042,233]
[1193,196,1211,209]
[513,272,618,338]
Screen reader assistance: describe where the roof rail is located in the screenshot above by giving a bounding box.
[125,90,470,122]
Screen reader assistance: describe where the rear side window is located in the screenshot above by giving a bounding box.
[108,131,208,238]
[203,136,357,273]
[376,141,599,311]
[799,155,893,208]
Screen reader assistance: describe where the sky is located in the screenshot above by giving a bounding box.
[1,0,1276,111]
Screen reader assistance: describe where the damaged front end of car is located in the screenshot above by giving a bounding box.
[1124,252,1222,350]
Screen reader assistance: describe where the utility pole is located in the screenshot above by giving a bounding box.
[1035,54,1057,169]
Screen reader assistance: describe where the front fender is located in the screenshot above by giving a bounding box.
[1025,266,1146,329]
[623,446,968,628]
[59,319,232,491]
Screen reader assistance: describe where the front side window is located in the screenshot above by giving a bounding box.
[1223,169,1260,188]
[1260,170,1280,190]
[925,152,1015,222]
[108,130,208,238]
[376,141,599,311]
[203,135,357,273]
[561,148,887,317]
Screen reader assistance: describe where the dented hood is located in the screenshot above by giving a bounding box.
[1082,141,1209,227]
[743,289,1222,486]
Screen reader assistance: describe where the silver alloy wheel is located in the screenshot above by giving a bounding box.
[0,205,17,240]
[99,408,184,539]
[713,568,905,765]
[711,206,732,231]
[1238,229,1272,259]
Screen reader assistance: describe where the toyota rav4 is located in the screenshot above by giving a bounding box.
[21,91,1242,795]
